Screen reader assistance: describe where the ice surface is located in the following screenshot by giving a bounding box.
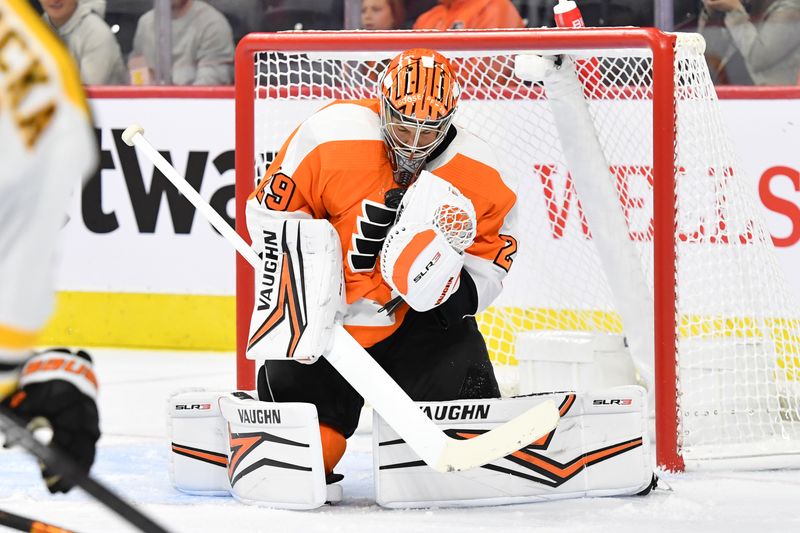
[1,349,798,533]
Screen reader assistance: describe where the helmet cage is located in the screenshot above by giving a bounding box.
[380,98,455,186]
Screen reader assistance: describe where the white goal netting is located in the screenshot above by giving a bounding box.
[239,30,800,470]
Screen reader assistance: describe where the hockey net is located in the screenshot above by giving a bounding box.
[234,29,800,471]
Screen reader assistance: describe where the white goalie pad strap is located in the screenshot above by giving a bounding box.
[168,389,251,496]
[395,170,477,252]
[380,222,464,312]
[219,394,328,510]
[245,215,345,362]
[374,386,651,508]
[18,351,98,400]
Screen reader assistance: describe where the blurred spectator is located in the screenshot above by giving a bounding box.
[41,0,127,85]
[130,0,235,85]
[205,0,265,43]
[405,0,439,27]
[356,0,406,84]
[412,0,525,29]
[83,0,106,17]
[412,0,524,89]
[361,0,405,30]
[674,0,704,30]
[700,0,800,85]
[104,1,153,57]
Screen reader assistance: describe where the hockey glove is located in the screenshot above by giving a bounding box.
[2,348,100,493]
[380,222,464,312]
[393,170,477,253]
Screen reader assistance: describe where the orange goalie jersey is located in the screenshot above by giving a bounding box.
[246,99,517,348]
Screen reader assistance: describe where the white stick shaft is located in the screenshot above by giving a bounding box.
[325,327,446,465]
[127,130,261,267]
[326,329,559,471]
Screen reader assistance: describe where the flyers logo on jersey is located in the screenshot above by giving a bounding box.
[348,199,397,272]
[382,49,459,121]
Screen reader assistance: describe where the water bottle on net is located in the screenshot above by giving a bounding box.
[553,0,601,92]
[553,0,586,28]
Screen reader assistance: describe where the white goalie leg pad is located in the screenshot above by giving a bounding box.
[168,389,241,496]
[218,393,329,510]
[245,214,344,363]
[374,386,652,508]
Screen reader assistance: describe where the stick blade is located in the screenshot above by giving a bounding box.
[434,399,560,472]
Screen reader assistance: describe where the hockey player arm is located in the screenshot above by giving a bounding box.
[432,231,517,327]
[434,185,519,325]
[462,183,518,311]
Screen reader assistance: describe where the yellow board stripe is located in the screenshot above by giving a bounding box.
[477,307,624,365]
[477,306,800,382]
[39,294,800,383]
[41,291,235,351]
[4,0,89,116]
[0,322,39,350]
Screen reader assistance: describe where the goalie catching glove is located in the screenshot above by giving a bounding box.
[380,223,463,312]
[380,171,476,312]
[2,348,100,493]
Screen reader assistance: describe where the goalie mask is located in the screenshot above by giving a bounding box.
[379,49,460,187]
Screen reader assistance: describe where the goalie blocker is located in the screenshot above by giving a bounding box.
[244,215,345,363]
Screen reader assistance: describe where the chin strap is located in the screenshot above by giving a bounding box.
[387,143,427,187]
[393,170,415,187]
[391,159,425,187]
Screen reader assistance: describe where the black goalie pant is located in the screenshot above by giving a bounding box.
[257,310,500,439]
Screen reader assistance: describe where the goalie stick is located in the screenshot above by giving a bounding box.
[0,405,170,533]
[121,124,559,472]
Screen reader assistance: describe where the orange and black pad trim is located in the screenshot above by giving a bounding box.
[379,433,643,487]
[171,443,228,468]
[227,429,313,487]
[247,222,308,357]
[378,392,643,489]
[557,393,577,416]
[482,436,644,487]
[523,393,577,450]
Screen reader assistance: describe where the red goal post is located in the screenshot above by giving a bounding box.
[234,29,800,472]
